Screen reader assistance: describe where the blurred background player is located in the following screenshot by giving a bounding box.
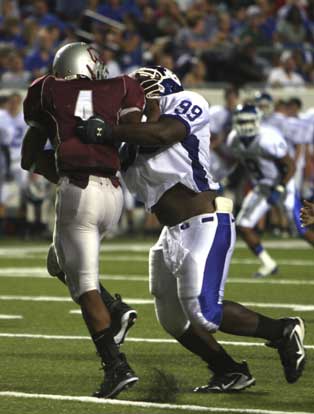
[22,42,143,399]
[225,104,295,278]
[0,94,14,237]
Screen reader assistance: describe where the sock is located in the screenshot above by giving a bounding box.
[254,314,285,341]
[251,243,264,256]
[177,327,239,374]
[92,328,120,366]
[258,249,275,267]
[99,285,115,309]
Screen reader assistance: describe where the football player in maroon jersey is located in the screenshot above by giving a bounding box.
[21,42,145,398]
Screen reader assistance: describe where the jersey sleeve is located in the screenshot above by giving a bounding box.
[23,75,54,129]
[262,128,288,159]
[120,75,145,117]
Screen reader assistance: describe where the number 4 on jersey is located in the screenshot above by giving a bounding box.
[74,90,94,120]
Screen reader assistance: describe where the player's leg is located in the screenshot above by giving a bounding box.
[54,178,138,398]
[175,212,255,391]
[220,300,306,384]
[150,218,254,392]
[236,187,277,277]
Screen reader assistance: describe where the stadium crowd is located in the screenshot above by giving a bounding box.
[1,0,314,87]
[1,0,314,239]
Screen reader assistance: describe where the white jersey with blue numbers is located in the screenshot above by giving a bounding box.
[226,125,288,187]
[123,90,220,210]
[8,111,28,163]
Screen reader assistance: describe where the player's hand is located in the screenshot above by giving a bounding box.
[267,185,286,206]
[300,200,314,227]
[76,115,113,145]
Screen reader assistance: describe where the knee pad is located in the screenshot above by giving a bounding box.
[180,297,221,333]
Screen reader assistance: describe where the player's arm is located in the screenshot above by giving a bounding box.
[267,154,295,206]
[21,127,59,184]
[78,115,187,147]
[275,154,295,186]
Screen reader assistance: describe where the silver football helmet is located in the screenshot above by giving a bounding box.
[52,42,108,80]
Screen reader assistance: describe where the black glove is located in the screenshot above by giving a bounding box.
[76,115,113,145]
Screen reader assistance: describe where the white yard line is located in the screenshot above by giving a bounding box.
[0,332,313,350]
[0,239,311,258]
[1,391,312,414]
[1,294,314,312]
[0,315,22,319]
[1,269,314,287]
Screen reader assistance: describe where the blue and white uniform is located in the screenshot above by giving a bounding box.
[8,111,28,189]
[261,112,313,192]
[226,125,304,235]
[124,90,235,334]
[0,109,14,204]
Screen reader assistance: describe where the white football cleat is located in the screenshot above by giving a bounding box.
[253,262,278,278]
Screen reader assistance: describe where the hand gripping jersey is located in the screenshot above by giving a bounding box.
[23,74,144,188]
[123,90,220,210]
[226,125,288,187]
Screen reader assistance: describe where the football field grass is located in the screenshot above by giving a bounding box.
[0,237,313,414]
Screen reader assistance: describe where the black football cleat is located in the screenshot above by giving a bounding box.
[266,317,305,383]
[93,353,139,399]
[193,361,256,393]
[109,294,137,346]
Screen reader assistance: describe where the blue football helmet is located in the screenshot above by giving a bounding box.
[130,66,183,98]
[233,104,261,139]
[254,91,274,117]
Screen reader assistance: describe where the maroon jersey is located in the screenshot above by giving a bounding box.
[23,74,145,188]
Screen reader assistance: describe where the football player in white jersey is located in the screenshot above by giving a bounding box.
[227,104,314,277]
[77,66,306,392]
[255,92,313,192]
[0,95,14,235]
[209,86,239,182]
[7,93,28,190]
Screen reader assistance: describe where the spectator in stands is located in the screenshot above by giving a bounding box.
[0,17,25,49]
[97,0,129,23]
[276,4,307,47]
[102,41,121,78]
[22,18,40,54]
[267,50,305,87]
[0,45,11,77]
[31,0,65,31]
[119,14,143,72]
[237,5,271,49]
[155,0,186,38]
[1,51,31,88]
[56,0,87,22]
[0,0,19,26]
[24,27,56,79]
[183,58,207,87]
[138,6,160,43]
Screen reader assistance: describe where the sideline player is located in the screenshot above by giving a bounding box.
[77,66,306,392]
[21,42,144,398]
[228,104,314,277]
